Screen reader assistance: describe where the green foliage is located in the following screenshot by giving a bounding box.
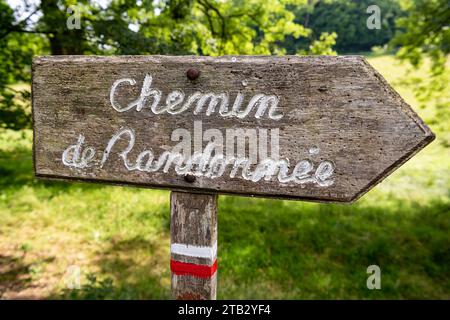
[299,32,337,55]
[392,0,450,74]
[80,0,317,56]
[1,0,336,56]
[0,87,31,130]
[0,1,44,129]
[189,0,311,55]
[287,0,403,53]
[390,0,449,126]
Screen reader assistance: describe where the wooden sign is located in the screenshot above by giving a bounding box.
[32,55,434,203]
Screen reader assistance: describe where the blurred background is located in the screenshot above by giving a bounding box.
[0,0,448,299]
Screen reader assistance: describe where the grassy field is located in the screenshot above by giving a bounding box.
[0,55,449,299]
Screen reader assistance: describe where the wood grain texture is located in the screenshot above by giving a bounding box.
[32,55,435,202]
[170,192,217,300]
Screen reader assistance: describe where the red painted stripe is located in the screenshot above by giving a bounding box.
[170,259,217,278]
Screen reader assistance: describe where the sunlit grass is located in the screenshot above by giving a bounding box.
[0,55,448,299]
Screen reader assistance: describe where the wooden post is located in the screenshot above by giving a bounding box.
[170,191,218,300]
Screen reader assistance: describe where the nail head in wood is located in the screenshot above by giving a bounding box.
[184,174,196,183]
[186,68,200,80]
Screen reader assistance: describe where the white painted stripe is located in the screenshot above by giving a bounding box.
[171,242,217,260]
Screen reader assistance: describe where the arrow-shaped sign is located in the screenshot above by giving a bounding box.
[32,55,434,202]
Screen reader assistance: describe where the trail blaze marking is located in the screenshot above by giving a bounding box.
[170,260,218,279]
[171,242,217,260]
[170,242,217,279]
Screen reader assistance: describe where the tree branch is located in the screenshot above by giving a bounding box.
[0,6,40,40]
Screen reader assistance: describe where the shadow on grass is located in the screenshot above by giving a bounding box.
[0,254,56,299]
[0,254,33,298]
[58,235,171,300]
[56,195,449,300]
[0,144,108,197]
[218,196,450,299]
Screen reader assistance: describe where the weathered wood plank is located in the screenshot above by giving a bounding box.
[170,192,217,300]
[32,55,435,202]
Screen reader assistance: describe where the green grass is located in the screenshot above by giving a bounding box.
[0,55,449,299]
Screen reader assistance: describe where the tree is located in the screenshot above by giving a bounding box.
[0,1,45,129]
[287,0,403,54]
[391,0,449,133]
[392,0,450,74]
